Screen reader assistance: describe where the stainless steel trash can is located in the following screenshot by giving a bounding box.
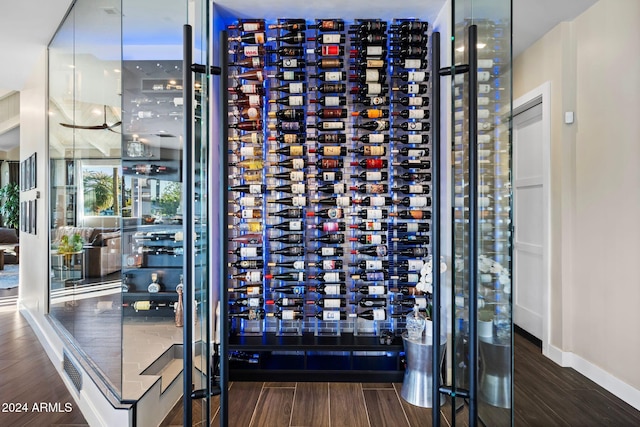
[479,335,511,408]
[400,332,446,407]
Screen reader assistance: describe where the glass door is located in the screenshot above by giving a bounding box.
[446,0,513,425]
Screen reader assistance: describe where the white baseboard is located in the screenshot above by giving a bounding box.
[545,344,640,411]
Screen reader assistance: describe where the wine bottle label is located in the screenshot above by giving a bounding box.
[242,23,260,32]
[239,196,259,206]
[288,95,304,106]
[290,184,306,194]
[280,71,295,80]
[291,158,305,169]
[363,59,383,68]
[322,272,341,282]
[240,84,260,94]
[478,71,490,82]
[366,234,384,244]
[282,58,299,68]
[291,196,307,206]
[409,196,429,207]
[321,122,345,130]
[477,59,494,69]
[478,84,491,94]
[239,147,256,157]
[408,210,424,219]
[363,221,382,231]
[365,209,382,219]
[248,297,261,307]
[323,96,340,106]
[322,259,338,269]
[406,150,426,158]
[245,286,260,295]
[321,34,342,44]
[319,158,340,169]
[335,196,351,207]
[405,97,423,106]
[246,271,262,282]
[295,272,305,282]
[281,310,296,320]
[323,298,342,308]
[365,70,380,82]
[406,260,424,271]
[246,95,261,108]
[320,247,336,256]
[323,285,342,295]
[243,46,261,56]
[368,286,385,295]
[365,260,383,270]
[406,71,427,82]
[323,146,343,155]
[245,184,261,194]
[321,45,341,56]
[365,46,384,56]
[407,185,424,194]
[406,84,422,94]
[289,171,305,181]
[287,221,302,231]
[405,122,424,131]
[241,209,256,219]
[291,261,305,270]
[404,223,419,233]
[325,208,343,219]
[281,134,297,144]
[372,308,386,320]
[246,222,262,232]
[365,172,383,181]
[414,297,427,309]
[406,273,420,283]
[367,197,385,207]
[366,158,385,169]
[322,172,337,181]
[332,184,346,194]
[366,134,386,143]
[407,109,426,119]
[322,71,342,81]
[403,59,422,69]
[366,83,382,95]
[364,272,384,281]
[406,134,423,144]
[478,109,490,119]
[322,310,341,320]
[369,96,387,105]
[239,247,259,257]
[363,146,385,156]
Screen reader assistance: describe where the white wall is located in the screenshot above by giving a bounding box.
[514,0,640,409]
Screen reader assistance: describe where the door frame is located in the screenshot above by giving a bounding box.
[512,81,551,355]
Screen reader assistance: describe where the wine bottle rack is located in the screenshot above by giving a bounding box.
[225,17,433,378]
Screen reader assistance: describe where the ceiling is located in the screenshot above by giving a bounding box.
[0,0,599,151]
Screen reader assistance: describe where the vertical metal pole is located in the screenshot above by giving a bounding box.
[431,31,442,427]
[183,23,194,427]
[467,24,479,425]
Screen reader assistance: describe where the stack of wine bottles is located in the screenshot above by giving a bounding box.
[226,18,432,337]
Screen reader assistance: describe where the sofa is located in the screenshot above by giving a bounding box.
[52,226,121,278]
[0,227,19,265]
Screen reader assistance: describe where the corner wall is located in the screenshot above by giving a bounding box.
[513,0,640,409]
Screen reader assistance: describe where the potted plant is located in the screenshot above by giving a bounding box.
[0,182,19,230]
[58,233,84,254]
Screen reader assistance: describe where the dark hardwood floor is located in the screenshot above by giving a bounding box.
[2,305,639,427]
[0,310,88,427]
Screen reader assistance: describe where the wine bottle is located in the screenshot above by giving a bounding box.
[270,233,304,244]
[390,21,428,33]
[310,283,347,295]
[132,301,172,311]
[228,184,265,194]
[230,297,264,307]
[349,221,388,231]
[228,246,263,257]
[351,109,389,119]
[267,310,304,320]
[308,83,347,94]
[391,96,429,107]
[268,158,305,169]
[311,247,344,257]
[391,148,429,158]
[229,120,263,131]
[391,296,428,308]
[353,308,388,320]
[227,284,262,295]
[229,222,263,233]
[392,109,430,120]
[231,69,266,82]
[270,82,306,94]
[391,122,430,132]
[311,196,351,207]
[230,171,263,182]
[313,158,344,169]
[355,298,387,308]
[268,146,306,156]
[313,183,347,194]
[350,83,389,96]
[350,209,388,219]
[351,271,389,281]
[354,196,393,207]
[268,108,304,121]
[313,298,346,308]
[268,220,303,231]
[229,57,264,68]
[269,58,306,68]
[310,234,345,244]
[313,310,347,321]
[391,235,430,245]
[352,285,387,295]
[230,106,262,121]
[349,183,388,194]
[307,34,346,44]
[391,286,423,296]
[228,259,264,269]
[266,46,305,57]
[309,146,347,156]
[309,96,347,107]
[307,45,345,57]
[349,69,387,83]
[269,183,306,194]
[307,122,346,132]
[227,20,265,32]
[310,272,346,282]
[268,20,306,31]
[266,171,306,182]
[396,247,428,257]
[391,33,428,45]
[309,221,346,233]
[306,207,344,219]
[392,58,429,69]
[307,58,344,69]
[351,260,389,270]
[350,158,388,169]
[228,84,265,96]
[349,234,387,244]
[349,46,387,57]
[352,120,390,131]
[389,210,431,220]
[124,164,169,175]
[269,208,303,218]
[269,95,305,107]
[228,94,262,108]
[393,223,430,233]
[309,20,345,32]
[228,45,267,57]
[266,196,307,206]
[391,133,429,144]
[230,270,263,282]
[267,297,305,307]
[397,259,427,271]
[350,244,388,256]
[390,46,427,59]
[271,284,306,294]
[307,108,348,119]
[309,71,347,82]
[268,32,305,44]
[394,196,431,207]
[352,96,389,106]
[393,184,430,194]
[267,260,307,269]
[315,171,343,182]
[229,146,262,157]
[352,134,389,144]
[393,160,431,170]
[271,246,305,256]
[266,272,306,282]
[268,134,305,144]
[313,259,344,270]
[391,71,429,82]
[348,21,387,34]
[229,309,265,320]
[307,134,347,144]
[392,83,429,95]
[350,171,389,181]
[348,146,387,156]
[390,273,421,283]
[231,196,263,207]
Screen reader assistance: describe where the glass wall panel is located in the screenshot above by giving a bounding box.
[48,0,123,396]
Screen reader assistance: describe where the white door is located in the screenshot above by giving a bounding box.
[513,102,545,339]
